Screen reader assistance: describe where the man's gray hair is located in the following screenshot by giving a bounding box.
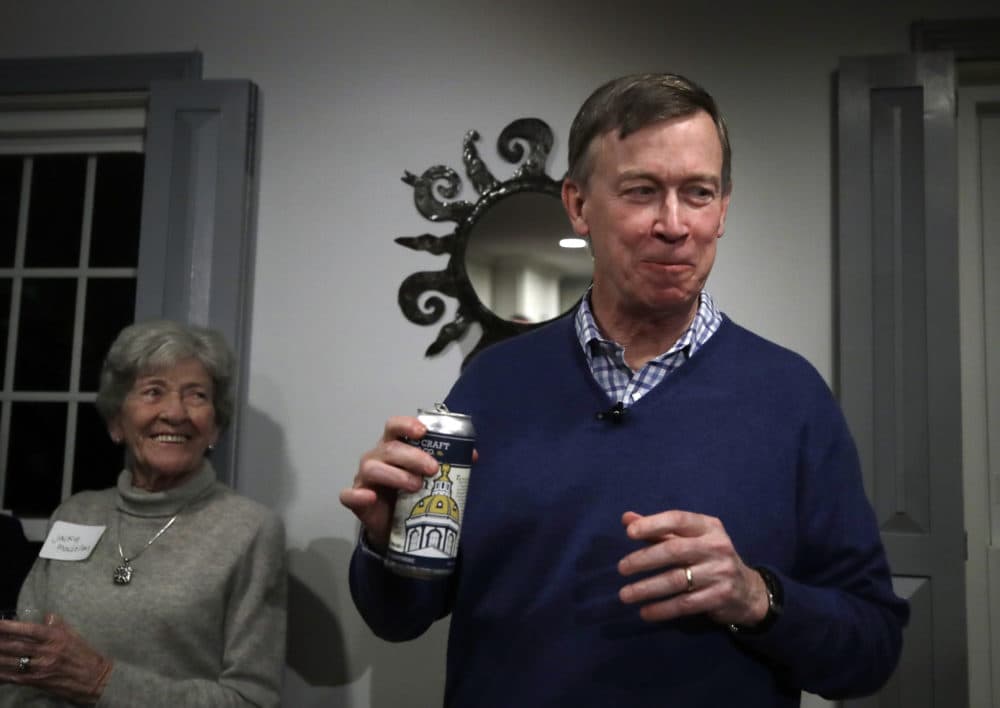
[566,72,731,194]
[96,320,235,431]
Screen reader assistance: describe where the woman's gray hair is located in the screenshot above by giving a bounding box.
[96,320,236,431]
[567,72,731,194]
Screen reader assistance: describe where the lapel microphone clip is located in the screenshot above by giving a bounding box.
[596,401,626,424]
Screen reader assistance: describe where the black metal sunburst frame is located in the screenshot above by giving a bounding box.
[395,117,562,366]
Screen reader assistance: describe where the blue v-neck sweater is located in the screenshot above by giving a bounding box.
[351,315,907,707]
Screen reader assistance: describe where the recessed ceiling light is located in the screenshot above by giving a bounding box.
[559,238,587,249]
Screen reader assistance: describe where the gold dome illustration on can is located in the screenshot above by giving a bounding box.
[404,463,460,556]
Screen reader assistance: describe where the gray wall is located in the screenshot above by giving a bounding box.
[1,1,995,705]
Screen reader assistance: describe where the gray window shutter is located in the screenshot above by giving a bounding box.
[136,79,259,488]
[837,52,965,707]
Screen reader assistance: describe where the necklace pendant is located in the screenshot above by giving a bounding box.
[113,560,133,585]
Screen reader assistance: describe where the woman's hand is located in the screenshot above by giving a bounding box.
[0,614,113,704]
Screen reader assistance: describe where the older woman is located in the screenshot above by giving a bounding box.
[0,320,286,707]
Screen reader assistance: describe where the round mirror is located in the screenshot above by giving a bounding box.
[464,191,592,324]
[396,117,587,364]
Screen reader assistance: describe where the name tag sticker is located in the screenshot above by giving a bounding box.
[39,521,106,561]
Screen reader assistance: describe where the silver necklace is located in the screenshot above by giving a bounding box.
[113,510,182,585]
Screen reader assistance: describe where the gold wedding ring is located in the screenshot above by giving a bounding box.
[684,567,695,592]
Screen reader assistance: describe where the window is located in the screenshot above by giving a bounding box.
[0,53,259,539]
[0,151,143,517]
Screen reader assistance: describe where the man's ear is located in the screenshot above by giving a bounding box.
[717,191,732,238]
[562,178,590,237]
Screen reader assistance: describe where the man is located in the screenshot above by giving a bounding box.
[341,73,908,707]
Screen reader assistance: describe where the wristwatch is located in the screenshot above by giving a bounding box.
[728,566,783,635]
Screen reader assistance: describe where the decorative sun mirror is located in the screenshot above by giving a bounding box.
[396,118,592,365]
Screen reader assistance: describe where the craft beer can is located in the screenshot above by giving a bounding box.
[385,403,475,578]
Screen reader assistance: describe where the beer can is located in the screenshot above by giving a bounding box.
[385,403,475,578]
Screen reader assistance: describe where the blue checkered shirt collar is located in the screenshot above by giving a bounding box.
[574,289,723,406]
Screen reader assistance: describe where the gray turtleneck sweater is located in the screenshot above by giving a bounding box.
[1,462,286,707]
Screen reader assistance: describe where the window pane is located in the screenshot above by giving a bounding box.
[90,153,144,268]
[3,401,66,516]
[0,278,9,388]
[14,278,76,391]
[0,155,21,267]
[72,402,123,494]
[80,278,136,391]
[24,155,86,268]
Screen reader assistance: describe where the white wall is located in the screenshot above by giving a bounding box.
[489,260,560,321]
[519,264,559,322]
[1,1,996,705]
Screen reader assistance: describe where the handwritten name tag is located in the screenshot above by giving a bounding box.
[39,521,106,561]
